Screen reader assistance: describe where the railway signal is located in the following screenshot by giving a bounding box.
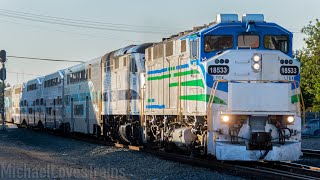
[0,50,6,63]
[0,50,6,131]
[0,68,6,81]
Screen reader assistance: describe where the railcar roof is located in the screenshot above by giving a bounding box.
[25,76,44,85]
[103,43,154,61]
[43,70,65,79]
[127,43,154,54]
[113,45,135,57]
[64,56,102,73]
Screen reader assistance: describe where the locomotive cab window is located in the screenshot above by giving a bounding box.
[204,35,233,52]
[264,35,289,53]
[237,35,259,48]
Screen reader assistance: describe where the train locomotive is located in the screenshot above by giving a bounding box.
[5,14,303,161]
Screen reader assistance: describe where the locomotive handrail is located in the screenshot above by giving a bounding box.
[206,80,222,131]
[300,92,306,126]
[293,81,306,126]
[206,79,306,127]
[177,55,185,122]
[140,86,145,128]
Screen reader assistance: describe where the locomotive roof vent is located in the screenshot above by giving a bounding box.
[216,14,238,23]
[242,14,264,23]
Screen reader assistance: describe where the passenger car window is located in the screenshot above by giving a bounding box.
[264,35,288,53]
[204,35,233,52]
[237,35,259,48]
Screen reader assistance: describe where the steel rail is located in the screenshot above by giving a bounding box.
[143,149,320,180]
[302,149,320,158]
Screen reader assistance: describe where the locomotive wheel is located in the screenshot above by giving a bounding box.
[164,142,175,153]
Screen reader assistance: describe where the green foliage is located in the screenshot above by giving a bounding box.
[299,19,320,111]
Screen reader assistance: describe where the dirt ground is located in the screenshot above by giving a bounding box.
[0,128,241,180]
[0,128,127,179]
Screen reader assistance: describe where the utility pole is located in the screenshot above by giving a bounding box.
[61,72,65,122]
[0,50,7,131]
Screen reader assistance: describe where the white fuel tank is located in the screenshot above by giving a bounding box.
[172,127,197,150]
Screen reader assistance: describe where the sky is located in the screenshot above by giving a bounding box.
[0,0,319,85]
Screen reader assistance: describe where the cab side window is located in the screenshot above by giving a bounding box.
[264,35,289,53]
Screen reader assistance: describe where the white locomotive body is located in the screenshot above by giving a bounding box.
[142,14,302,161]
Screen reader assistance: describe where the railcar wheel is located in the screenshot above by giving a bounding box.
[37,121,44,130]
[59,123,71,136]
[164,142,175,153]
[21,119,27,126]
[93,124,101,139]
[97,125,101,139]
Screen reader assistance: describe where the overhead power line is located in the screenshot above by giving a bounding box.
[8,55,85,63]
[0,9,174,35]
[0,13,165,34]
[0,19,144,43]
[0,8,174,30]
[7,71,41,76]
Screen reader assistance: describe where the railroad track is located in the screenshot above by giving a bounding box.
[26,127,320,179]
[302,149,320,158]
[239,161,320,180]
[144,149,320,180]
[302,135,320,139]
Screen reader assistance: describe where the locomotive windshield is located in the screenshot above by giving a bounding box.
[204,35,233,52]
[237,35,259,48]
[264,35,289,53]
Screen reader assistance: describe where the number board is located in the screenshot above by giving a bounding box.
[208,65,229,75]
[280,66,299,75]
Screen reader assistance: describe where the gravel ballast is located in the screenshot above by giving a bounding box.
[0,128,244,179]
[298,137,320,167]
[302,136,320,150]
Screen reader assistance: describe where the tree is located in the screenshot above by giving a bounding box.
[299,19,320,111]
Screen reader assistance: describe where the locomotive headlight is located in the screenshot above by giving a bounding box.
[252,63,261,70]
[252,54,261,62]
[287,116,295,124]
[221,115,230,123]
